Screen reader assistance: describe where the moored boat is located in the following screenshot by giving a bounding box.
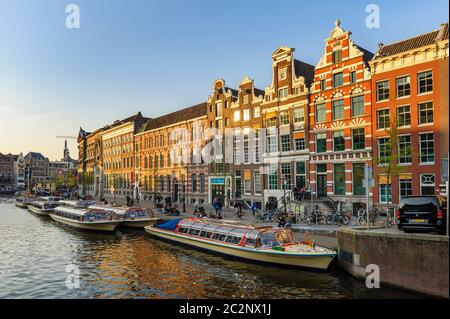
[89,205,161,228]
[50,206,119,232]
[28,201,60,216]
[59,200,96,208]
[15,196,36,208]
[145,218,337,270]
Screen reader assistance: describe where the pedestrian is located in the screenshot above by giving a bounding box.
[234,201,240,220]
[251,200,257,219]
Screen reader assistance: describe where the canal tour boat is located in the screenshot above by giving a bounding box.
[28,200,60,216]
[15,196,36,208]
[50,206,119,232]
[89,205,161,228]
[59,200,96,208]
[145,218,337,270]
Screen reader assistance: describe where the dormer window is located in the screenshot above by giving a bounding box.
[242,95,249,105]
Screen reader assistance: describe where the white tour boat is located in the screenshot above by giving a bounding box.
[145,218,337,270]
[50,206,119,232]
[89,205,161,228]
[28,201,60,216]
[59,200,96,208]
[15,196,36,208]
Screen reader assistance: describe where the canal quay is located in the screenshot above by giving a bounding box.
[0,198,424,299]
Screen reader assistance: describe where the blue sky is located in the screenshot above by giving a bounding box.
[0,0,448,160]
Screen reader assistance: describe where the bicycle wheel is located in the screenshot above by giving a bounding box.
[341,214,350,226]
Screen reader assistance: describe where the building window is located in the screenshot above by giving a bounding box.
[320,79,326,91]
[398,135,412,164]
[379,184,392,203]
[167,176,172,192]
[352,128,365,150]
[278,67,287,80]
[316,133,327,153]
[243,133,250,164]
[293,107,305,124]
[242,95,249,104]
[253,131,260,163]
[377,81,390,101]
[396,76,410,98]
[278,88,289,99]
[334,164,345,195]
[418,70,433,94]
[333,131,345,152]
[254,171,262,194]
[315,103,326,123]
[377,109,390,130]
[332,72,343,88]
[397,105,411,127]
[266,117,277,127]
[243,109,250,121]
[280,112,290,125]
[233,110,240,122]
[295,161,306,189]
[281,163,291,190]
[332,49,342,63]
[254,107,260,118]
[268,164,278,190]
[399,178,412,198]
[215,102,222,117]
[420,174,435,195]
[281,135,291,152]
[233,134,241,164]
[350,71,357,83]
[378,138,391,164]
[266,130,278,153]
[243,178,251,195]
[418,102,434,125]
[351,95,365,117]
[294,138,306,151]
[200,173,205,193]
[353,163,366,195]
[419,133,435,163]
[332,100,344,120]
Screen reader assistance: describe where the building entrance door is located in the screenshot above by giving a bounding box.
[317,174,327,197]
[211,185,224,202]
[173,178,179,202]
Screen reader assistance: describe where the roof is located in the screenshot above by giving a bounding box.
[294,59,315,87]
[139,102,207,133]
[24,152,47,160]
[101,112,149,132]
[355,45,374,63]
[253,88,265,97]
[374,23,449,59]
[225,87,239,98]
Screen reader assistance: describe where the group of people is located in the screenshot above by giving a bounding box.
[293,186,307,201]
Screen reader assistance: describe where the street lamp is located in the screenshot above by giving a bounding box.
[281,177,287,215]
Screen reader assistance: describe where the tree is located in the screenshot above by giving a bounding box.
[52,174,65,191]
[374,118,414,226]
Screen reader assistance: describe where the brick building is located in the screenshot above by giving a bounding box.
[135,103,208,205]
[24,152,50,191]
[370,23,449,210]
[0,153,15,191]
[308,20,374,213]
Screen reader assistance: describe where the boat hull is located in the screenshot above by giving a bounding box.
[49,214,118,232]
[28,206,52,216]
[15,202,28,208]
[145,227,335,270]
[121,218,162,228]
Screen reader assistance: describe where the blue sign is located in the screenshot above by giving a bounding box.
[210,178,225,185]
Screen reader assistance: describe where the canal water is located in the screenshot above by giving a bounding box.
[0,201,420,299]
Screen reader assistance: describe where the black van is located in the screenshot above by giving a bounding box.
[397,196,447,235]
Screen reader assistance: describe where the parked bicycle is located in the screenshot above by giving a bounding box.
[351,207,378,226]
[306,209,326,226]
[326,210,350,226]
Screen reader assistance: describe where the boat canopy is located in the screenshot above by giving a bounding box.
[60,200,96,208]
[155,219,182,230]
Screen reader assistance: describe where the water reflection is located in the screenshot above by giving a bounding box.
[0,203,420,299]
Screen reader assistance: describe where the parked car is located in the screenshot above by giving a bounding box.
[397,196,447,235]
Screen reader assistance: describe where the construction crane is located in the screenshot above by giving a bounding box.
[56,136,77,139]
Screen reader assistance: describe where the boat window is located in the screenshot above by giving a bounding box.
[178,227,189,234]
[199,231,212,238]
[246,238,255,246]
[212,233,226,241]
[258,232,280,248]
[225,236,233,243]
[231,237,242,245]
[188,229,200,236]
[276,230,295,245]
